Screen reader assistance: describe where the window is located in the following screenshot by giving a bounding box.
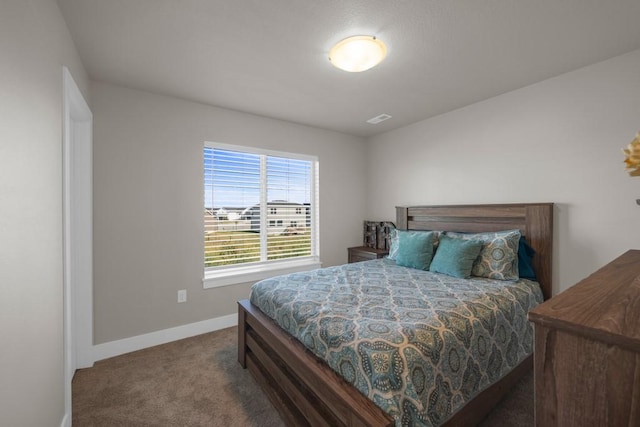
[203,143,320,288]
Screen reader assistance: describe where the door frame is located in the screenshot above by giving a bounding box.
[62,66,93,426]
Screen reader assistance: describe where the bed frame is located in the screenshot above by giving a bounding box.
[238,203,554,426]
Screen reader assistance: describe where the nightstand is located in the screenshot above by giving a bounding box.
[348,246,389,263]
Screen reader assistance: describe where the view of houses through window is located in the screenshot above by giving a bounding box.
[204,145,316,269]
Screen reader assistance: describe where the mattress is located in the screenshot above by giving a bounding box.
[250,258,543,426]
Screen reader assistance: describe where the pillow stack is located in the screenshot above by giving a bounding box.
[389,227,536,281]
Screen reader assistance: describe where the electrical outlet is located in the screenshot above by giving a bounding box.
[177,289,187,303]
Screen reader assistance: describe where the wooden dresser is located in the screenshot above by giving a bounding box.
[528,250,640,426]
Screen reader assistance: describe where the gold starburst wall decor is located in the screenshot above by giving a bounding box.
[623,131,640,177]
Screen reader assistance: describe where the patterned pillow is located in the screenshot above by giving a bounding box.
[387,228,399,260]
[445,229,521,281]
[429,234,483,278]
[394,230,436,270]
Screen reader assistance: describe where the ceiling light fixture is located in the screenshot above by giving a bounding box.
[329,35,387,72]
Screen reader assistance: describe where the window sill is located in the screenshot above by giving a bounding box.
[203,257,322,289]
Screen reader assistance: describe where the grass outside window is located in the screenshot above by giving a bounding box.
[205,230,312,268]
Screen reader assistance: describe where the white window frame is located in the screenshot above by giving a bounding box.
[203,142,321,289]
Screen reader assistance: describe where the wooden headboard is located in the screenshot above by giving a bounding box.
[396,203,554,300]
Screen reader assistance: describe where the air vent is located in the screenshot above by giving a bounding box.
[366,114,392,124]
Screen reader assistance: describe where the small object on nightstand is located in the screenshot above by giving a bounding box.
[348,246,389,263]
[363,221,395,250]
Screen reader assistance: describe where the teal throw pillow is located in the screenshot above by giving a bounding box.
[389,229,440,260]
[429,235,483,278]
[395,230,436,270]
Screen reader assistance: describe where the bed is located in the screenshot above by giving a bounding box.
[237,203,553,426]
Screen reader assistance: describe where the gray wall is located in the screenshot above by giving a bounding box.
[91,82,367,344]
[366,49,640,295]
[5,4,639,422]
[0,0,89,425]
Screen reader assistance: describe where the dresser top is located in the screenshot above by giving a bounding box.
[529,250,640,352]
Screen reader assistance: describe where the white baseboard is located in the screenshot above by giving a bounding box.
[60,413,70,427]
[92,313,237,362]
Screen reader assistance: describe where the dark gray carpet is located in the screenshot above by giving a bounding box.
[73,326,533,426]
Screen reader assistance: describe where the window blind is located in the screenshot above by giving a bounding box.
[204,146,316,270]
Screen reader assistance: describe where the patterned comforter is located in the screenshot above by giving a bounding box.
[249,258,543,426]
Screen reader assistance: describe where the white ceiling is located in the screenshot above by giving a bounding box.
[57,0,640,137]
